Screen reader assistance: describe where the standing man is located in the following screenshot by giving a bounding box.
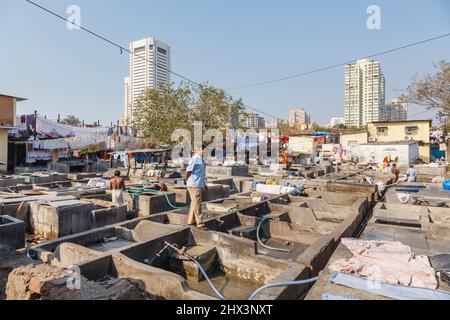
[407,164,417,182]
[110,170,125,207]
[185,145,208,230]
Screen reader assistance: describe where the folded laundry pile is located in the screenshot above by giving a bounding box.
[329,239,437,289]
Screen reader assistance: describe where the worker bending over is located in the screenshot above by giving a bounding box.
[185,145,208,230]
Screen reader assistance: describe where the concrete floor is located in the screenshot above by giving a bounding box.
[1,162,450,300]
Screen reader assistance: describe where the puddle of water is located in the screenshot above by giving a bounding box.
[188,274,262,300]
[88,239,135,252]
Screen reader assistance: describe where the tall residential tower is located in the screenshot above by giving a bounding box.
[344,59,385,127]
[123,37,171,122]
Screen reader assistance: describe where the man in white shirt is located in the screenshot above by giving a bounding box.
[185,145,208,230]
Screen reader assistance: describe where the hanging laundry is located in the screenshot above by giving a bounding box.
[26,115,34,126]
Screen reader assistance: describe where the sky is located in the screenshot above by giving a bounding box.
[0,0,449,126]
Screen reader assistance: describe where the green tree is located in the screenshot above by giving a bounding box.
[190,84,246,134]
[333,123,347,129]
[127,83,246,145]
[404,60,450,116]
[127,83,191,145]
[278,122,292,137]
[60,115,81,127]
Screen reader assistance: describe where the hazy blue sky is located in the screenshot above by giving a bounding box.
[1,0,449,125]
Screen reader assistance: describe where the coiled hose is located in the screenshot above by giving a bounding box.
[256,217,291,253]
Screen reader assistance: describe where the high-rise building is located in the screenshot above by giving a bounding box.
[381,98,408,121]
[289,108,311,128]
[123,37,171,122]
[245,113,265,129]
[345,59,385,127]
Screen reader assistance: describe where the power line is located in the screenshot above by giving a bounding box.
[409,109,433,118]
[24,0,280,119]
[24,0,200,86]
[226,33,450,91]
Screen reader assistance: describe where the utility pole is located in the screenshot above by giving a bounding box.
[33,110,37,140]
[444,114,449,162]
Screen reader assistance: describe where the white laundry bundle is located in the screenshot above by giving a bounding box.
[87,178,109,188]
[396,192,410,204]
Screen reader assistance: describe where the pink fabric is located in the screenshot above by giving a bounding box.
[329,239,437,289]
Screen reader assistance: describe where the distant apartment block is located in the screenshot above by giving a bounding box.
[245,113,265,129]
[266,119,286,129]
[381,98,408,121]
[124,37,171,122]
[289,108,311,128]
[345,59,385,127]
[328,117,345,128]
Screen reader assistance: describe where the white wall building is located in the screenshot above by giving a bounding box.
[289,108,311,128]
[345,59,385,127]
[380,98,408,122]
[358,141,418,165]
[123,37,171,122]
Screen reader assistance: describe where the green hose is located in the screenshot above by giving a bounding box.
[126,188,189,209]
[256,217,291,253]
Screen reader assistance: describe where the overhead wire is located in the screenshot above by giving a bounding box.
[24,0,448,121]
[226,33,450,91]
[24,0,280,119]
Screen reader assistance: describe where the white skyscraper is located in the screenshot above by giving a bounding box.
[345,59,385,127]
[124,37,171,121]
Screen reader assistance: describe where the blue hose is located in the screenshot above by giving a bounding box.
[248,277,319,300]
[191,259,226,300]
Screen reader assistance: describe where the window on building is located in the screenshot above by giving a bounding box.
[376,126,388,135]
[405,126,419,135]
[134,46,145,53]
[157,47,167,55]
